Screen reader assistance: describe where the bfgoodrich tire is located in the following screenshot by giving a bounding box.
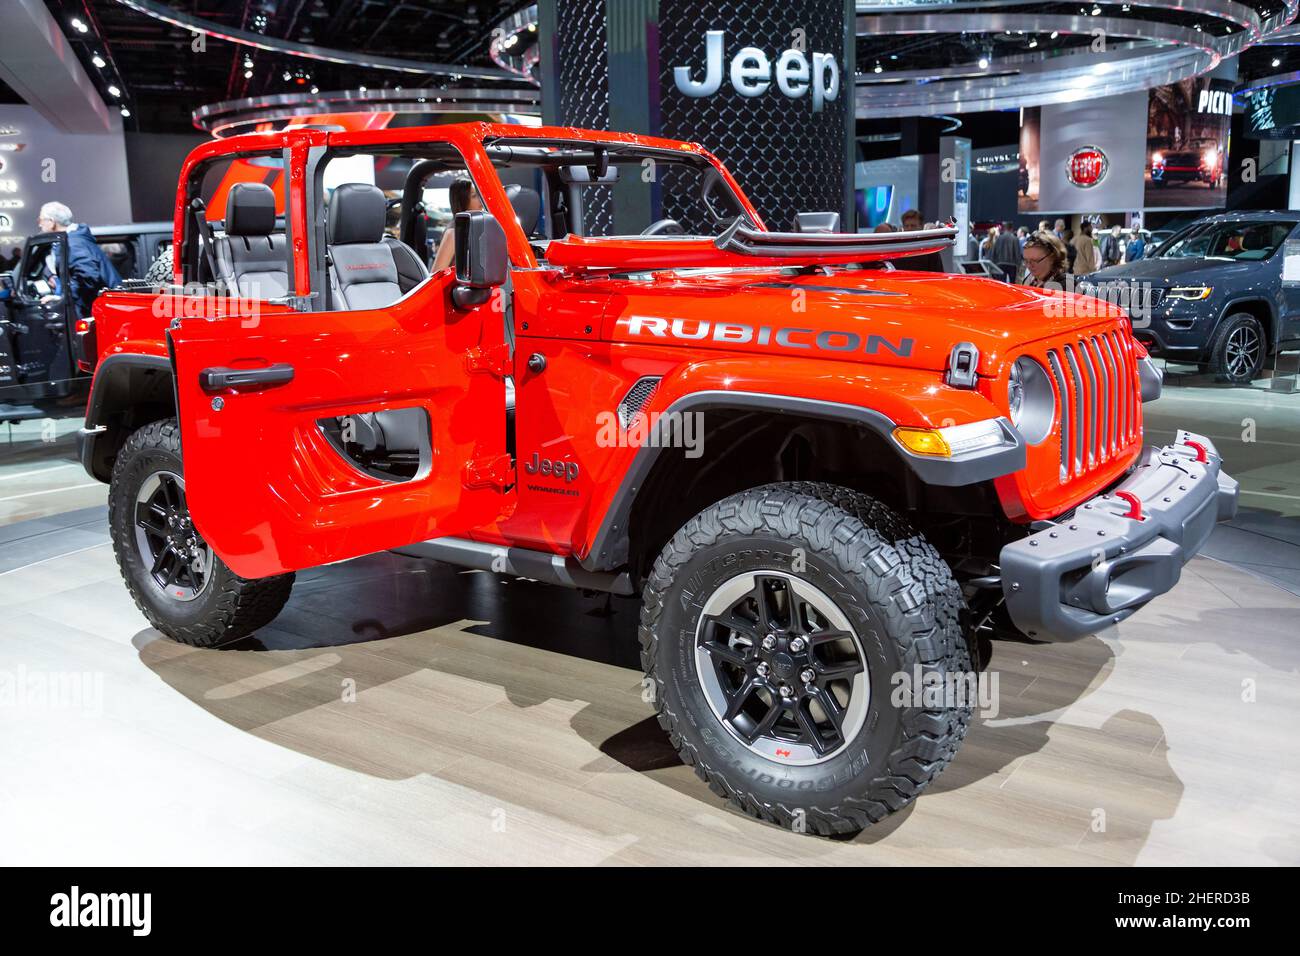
[109,418,294,647]
[1208,312,1265,385]
[640,482,973,835]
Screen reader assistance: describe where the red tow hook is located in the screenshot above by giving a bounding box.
[1183,439,1209,463]
[1115,490,1143,520]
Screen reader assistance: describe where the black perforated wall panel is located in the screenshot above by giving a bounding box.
[656,0,849,232]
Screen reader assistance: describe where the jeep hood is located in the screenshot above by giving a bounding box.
[600,268,1127,374]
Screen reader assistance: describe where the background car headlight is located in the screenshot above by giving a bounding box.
[1008,356,1054,445]
[1167,285,1212,301]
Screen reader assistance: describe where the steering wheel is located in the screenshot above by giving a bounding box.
[641,218,685,237]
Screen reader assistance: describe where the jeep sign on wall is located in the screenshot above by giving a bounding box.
[543,0,855,234]
[673,30,841,113]
[657,0,852,232]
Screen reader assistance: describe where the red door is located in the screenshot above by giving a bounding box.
[168,270,511,579]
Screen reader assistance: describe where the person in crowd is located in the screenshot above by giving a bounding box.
[873,222,897,233]
[979,226,998,261]
[1037,219,1050,235]
[35,201,121,316]
[1126,229,1146,263]
[431,177,484,272]
[1017,226,1029,251]
[893,208,945,272]
[1063,227,1078,273]
[1100,224,1125,267]
[1020,231,1069,290]
[993,220,1021,264]
[1072,219,1099,275]
[1053,218,1066,239]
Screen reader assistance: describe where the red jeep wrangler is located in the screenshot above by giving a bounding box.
[77,123,1237,834]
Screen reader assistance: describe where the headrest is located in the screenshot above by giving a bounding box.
[328,183,387,245]
[505,183,542,238]
[225,182,276,237]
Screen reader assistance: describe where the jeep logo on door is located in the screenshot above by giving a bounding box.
[674,30,840,113]
[1066,146,1109,189]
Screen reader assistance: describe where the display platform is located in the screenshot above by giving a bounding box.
[1,497,1296,866]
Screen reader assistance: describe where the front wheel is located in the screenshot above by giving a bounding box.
[640,483,972,835]
[1208,312,1265,385]
[109,418,294,646]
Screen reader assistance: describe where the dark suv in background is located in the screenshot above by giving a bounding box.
[1082,212,1300,384]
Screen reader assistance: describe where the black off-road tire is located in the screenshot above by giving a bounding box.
[640,482,973,836]
[109,418,294,647]
[1208,312,1265,385]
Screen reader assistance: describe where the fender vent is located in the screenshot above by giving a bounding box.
[617,376,661,429]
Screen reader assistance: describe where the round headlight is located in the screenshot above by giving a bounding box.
[1008,357,1054,446]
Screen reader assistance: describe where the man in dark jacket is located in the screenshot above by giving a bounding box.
[1100,224,1125,267]
[37,201,121,317]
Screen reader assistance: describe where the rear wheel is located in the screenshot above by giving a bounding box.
[640,482,973,835]
[109,418,294,646]
[1208,312,1265,385]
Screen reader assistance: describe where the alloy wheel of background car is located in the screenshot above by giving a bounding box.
[132,470,212,602]
[694,570,869,765]
[1209,313,1265,385]
[1224,325,1262,380]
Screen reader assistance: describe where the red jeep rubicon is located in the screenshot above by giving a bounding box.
[76,124,1237,835]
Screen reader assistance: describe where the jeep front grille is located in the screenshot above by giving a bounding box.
[1041,330,1140,483]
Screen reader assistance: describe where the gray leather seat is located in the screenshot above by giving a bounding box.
[326,183,428,310]
[213,182,289,299]
[504,183,542,238]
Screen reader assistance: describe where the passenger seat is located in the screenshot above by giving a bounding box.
[326,183,428,310]
[213,182,289,299]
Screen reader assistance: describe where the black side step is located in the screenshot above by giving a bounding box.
[391,537,634,595]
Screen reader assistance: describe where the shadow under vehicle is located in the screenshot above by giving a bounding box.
[1082,212,1300,384]
[0,221,170,423]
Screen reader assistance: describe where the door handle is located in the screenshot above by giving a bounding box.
[199,363,294,392]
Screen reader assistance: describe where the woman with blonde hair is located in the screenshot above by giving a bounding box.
[1020,230,1069,290]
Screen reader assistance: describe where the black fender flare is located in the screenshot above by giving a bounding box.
[579,390,1025,571]
[78,353,174,481]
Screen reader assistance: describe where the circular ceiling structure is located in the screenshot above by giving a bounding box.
[853,0,1299,116]
[193,86,540,138]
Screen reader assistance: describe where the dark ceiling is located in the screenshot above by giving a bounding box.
[39,0,533,133]
[23,1,1300,135]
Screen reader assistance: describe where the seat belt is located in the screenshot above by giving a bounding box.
[189,199,222,289]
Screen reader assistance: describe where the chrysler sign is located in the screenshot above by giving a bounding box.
[673,30,840,113]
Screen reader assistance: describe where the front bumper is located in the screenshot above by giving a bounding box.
[999,430,1238,642]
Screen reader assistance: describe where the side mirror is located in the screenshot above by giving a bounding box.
[793,211,840,233]
[452,211,508,309]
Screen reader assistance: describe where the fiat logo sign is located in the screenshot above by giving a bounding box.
[1066,145,1109,188]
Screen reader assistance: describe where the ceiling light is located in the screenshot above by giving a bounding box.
[873,62,883,73]
[91,54,106,68]
[70,17,88,33]
[1273,57,1282,68]
[244,69,253,78]
[1028,38,1038,48]
[978,55,990,69]
[119,107,130,117]
[1050,30,1059,39]
[358,84,367,92]
[107,84,121,97]
[1091,5,1101,14]
[283,71,291,80]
